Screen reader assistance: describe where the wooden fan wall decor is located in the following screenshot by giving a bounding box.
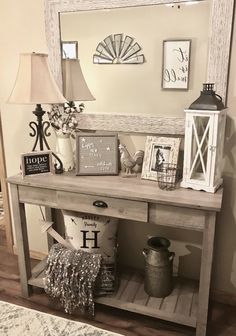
[93,34,145,64]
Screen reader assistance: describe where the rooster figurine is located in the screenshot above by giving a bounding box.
[119,144,144,177]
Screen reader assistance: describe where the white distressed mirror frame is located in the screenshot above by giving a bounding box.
[44,0,235,135]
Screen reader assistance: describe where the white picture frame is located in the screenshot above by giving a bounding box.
[162,39,191,90]
[141,136,181,181]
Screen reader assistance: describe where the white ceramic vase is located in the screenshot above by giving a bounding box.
[55,133,75,171]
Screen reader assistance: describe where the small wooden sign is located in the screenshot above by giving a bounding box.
[76,133,118,175]
[21,151,53,177]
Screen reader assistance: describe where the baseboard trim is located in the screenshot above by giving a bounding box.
[13,245,47,261]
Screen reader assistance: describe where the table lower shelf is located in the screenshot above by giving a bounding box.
[28,262,198,328]
[96,271,198,328]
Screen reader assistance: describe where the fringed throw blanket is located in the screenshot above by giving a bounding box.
[44,243,102,316]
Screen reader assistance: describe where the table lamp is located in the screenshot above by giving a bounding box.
[8,52,67,173]
[62,58,95,112]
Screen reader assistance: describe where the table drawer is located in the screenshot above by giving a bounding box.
[149,203,205,231]
[18,186,57,207]
[57,191,148,222]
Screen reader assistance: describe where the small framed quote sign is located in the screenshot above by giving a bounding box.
[76,133,118,175]
[21,151,53,177]
[162,39,191,90]
[61,41,78,59]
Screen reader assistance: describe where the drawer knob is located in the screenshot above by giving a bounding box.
[93,200,108,208]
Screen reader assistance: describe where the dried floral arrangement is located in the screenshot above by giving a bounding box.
[48,102,84,138]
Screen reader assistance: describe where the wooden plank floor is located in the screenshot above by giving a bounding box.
[0,241,236,335]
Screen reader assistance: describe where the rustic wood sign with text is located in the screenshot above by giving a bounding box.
[21,151,53,177]
[76,133,118,175]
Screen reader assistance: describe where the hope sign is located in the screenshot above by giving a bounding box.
[21,151,53,177]
[25,155,48,165]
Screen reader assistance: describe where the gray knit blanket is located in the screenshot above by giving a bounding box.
[44,243,102,316]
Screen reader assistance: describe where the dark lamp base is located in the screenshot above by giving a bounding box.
[29,104,64,174]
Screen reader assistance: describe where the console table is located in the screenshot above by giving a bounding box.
[8,172,223,336]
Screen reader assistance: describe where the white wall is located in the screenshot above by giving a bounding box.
[0,0,236,295]
[0,0,50,254]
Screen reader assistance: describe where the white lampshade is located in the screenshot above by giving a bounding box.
[8,53,67,104]
[62,59,95,102]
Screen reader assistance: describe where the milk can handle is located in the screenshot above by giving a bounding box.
[142,248,148,259]
[169,251,175,262]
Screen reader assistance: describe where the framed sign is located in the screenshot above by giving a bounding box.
[141,136,181,181]
[21,151,53,177]
[76,133,118,175]
[162,39,191,90]
[61,41,78,59]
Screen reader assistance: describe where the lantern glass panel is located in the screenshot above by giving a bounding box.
[215,114,225,181]
[189,116,210,182]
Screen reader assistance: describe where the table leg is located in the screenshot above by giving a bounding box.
[196,212,216,336]
[45,207,56,251]
[10,184,32,297]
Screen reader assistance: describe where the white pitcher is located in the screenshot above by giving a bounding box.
[55,133,74,171]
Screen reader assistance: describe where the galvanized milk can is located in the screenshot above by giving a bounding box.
[143,237,175,298]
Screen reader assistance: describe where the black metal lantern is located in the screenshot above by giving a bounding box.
[189,83,225,111]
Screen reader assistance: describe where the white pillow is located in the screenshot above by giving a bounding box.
[62,211,119,295]
[63,211,118,261]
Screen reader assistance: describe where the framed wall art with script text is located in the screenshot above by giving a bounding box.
[76,133,118,175]
[162,39,191,90]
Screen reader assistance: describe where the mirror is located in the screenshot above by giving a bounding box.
[45,0,234,133]
[59,2,209,116]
